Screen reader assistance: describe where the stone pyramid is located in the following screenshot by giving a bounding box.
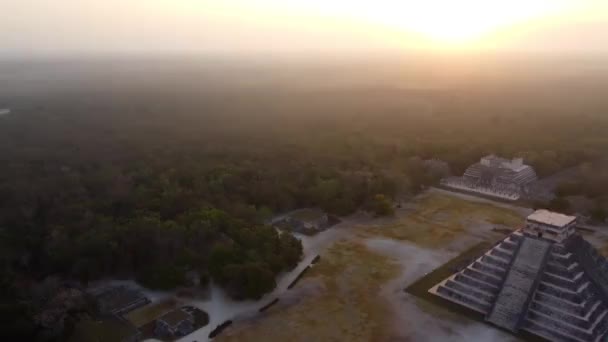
[430,210,608,342]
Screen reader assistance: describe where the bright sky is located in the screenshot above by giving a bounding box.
[1,0,607,56]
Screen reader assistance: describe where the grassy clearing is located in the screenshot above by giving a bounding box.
[363,193,524,248]
[218,240,400,342]
[218,192,525,341]
[125,298,179,327]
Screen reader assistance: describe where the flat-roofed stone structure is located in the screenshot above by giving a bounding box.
[430,210,608,341]
[154,308,195,338]
[273,208,331,235]
[441,155,538,201]
[89,285,150,316]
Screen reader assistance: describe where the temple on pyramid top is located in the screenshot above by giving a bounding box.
[524,209,577,242]
[429,209,608,342]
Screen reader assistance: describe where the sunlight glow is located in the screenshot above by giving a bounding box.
[276,0,576,46]
[194,0,580,48]
[15,0,599,55]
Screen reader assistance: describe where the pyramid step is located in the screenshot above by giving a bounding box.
[537,282,589,303]
[463,267,502,286]
[435,285,491,314]
[533,296,604,320]
[585,301,605,321]
[546,261,581,278]
[444,279,495,303]
[526,309,595,341]
[534,290,586,314]
[490,248,513,261]
[510,231,523,240]
[591,312,608,342]
[500,240,519,251]
[588,309,608,335]
[528,307,608,341]
[454,273,500,295]
[551,252,573,260]
[472,260,506,278]
[547,252,575,264]
[481,254,510,269]
[544,270,583,283]
[529,300,598,330]
[572,238,608,300]
[490,251,512,264]
[524,319,588,342]
[542,272,584,291]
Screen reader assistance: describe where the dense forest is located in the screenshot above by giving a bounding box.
[1,57,608,340]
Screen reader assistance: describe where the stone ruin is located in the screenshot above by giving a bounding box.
[441,154,538,201]
[430,210,608,341]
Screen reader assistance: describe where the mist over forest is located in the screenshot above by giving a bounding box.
[2,55,608,340]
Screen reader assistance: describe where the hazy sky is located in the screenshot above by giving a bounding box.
[2,0,607,57]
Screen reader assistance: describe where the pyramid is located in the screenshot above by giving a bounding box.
[429,210,608,342]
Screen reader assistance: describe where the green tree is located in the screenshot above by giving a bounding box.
[548,197,571,213]
[591,206,607,223]
[556,181,582,197]
[369,194,394,217]
[221,263,276,300]
[136,265,187,290]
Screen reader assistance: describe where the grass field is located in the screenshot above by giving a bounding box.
[363,193,524,248]
[218,240,400,342]
[217,192,526,341]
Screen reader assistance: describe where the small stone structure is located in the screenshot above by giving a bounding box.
[274,209,330,235]
[90,286,150,316]
[154,308,195,338]
[430,210,608,341]
[441,155,538,201]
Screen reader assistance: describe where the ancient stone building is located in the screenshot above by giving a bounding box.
[90,285,150,316]
[430,210,608,341]
[273,209,330,235]
[154,308,195,338]
[441,155,538,200]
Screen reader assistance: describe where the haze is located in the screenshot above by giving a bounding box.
[2,0,608,57]
[4,2,608,342]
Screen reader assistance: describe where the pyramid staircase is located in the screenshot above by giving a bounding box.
[487,237,551,331]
